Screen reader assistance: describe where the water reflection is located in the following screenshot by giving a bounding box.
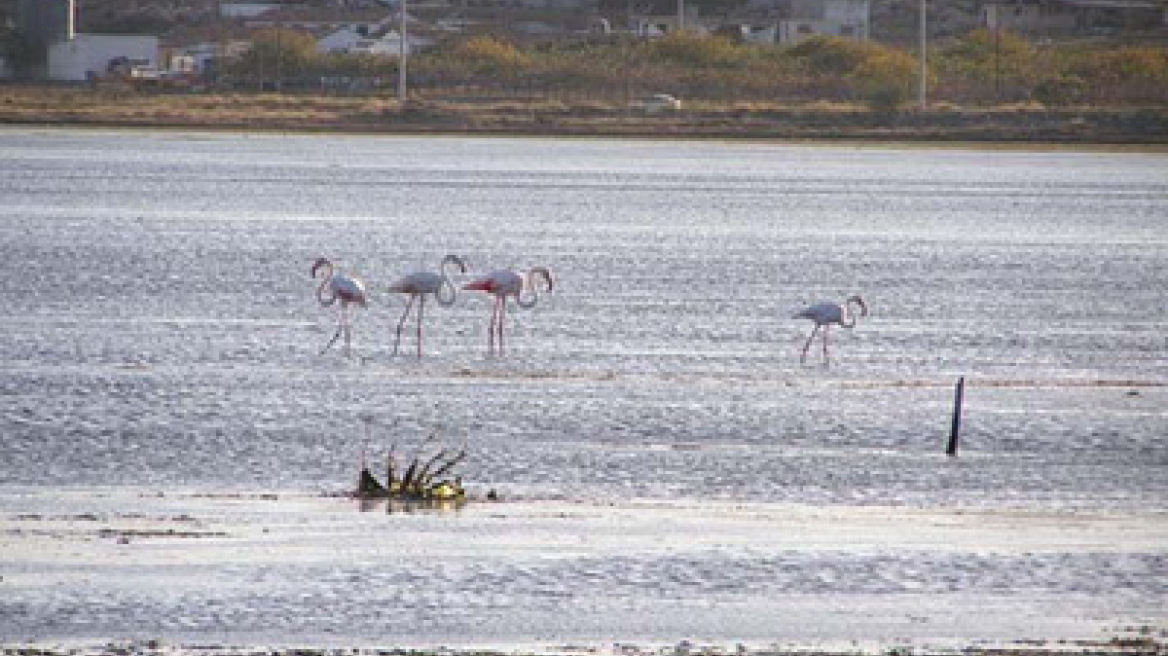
[355,496,469,514]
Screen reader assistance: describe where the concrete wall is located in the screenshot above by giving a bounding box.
[219,3,282,18]
[823,0,869,24]
[47,34,160,81]
[18,0,75,49]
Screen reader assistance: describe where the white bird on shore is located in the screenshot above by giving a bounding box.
[793,295,868,366]
[312,257,367,357]
[462,267,553,356]
[386,254,468,358]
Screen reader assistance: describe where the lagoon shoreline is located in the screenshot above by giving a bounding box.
[3,85,1167,145]
[3,638,1166,656]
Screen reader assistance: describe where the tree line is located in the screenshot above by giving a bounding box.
[224,29,1168,109]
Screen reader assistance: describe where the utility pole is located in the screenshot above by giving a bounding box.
[990,4,1001,99]
[918,0,927,110]
[947,377,966,456]
[398,0,408,105]
[274,17,282,92]
[678,0,685,33]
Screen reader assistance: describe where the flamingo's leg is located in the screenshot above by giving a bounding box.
[800,324,819,364]
[416,294,425,358]
[498,298,507,356]
[342,302,353,357]
[322,324,342,354]
[322,304,345,355]
[394,295,416,356]
[487,296,499,355]
[822,324,831,367]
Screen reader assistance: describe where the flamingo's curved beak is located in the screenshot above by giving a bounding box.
[310,258,328,278]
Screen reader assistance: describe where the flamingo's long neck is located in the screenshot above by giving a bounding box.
[517,267,551,309]
[437,256,463,307]
[841,300,860,328]
[316,262,335,306]
[516,271,539,309]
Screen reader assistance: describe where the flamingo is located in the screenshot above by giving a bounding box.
[311,257,367,357]
[793,295,868,366]
[462,267,553,356]
[386,254,468,357]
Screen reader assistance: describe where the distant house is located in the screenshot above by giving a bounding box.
[446,0,594,6]
[513,20,566,35]
[47,33,159,81]
[169,40,251,75]
[631,6,706,37]
[317,26,433,55]
[219,3,289,19]
[980,0,1165,35]
[245,7,393,34]
[318,25,379,52]
[778,0,869,43]
[716,22,780,43]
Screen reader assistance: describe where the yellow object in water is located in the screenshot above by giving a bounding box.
[428,482,463,500]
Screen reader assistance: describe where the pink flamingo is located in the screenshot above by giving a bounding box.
[462,267,553,356]
[386,254,467,358]
[793,295,868,366]
[311,257,367,356]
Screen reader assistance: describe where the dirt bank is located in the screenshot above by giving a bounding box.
[3,86,1167,144]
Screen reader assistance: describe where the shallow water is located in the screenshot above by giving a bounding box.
[1,129,1166,648]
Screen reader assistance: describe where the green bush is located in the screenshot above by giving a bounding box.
[644,33,749,69]
[1033,74,1088,106]
[850,50,917,112]
[230,28,319,79]
[455,36,531,76]
[786,36,880,75]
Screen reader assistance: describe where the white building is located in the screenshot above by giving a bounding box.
[632,9,708,37]
[317,26,431,55]
[47,34,160,81]
[173,41,251,74]
[219,3,284,18]
[779,0,869,43]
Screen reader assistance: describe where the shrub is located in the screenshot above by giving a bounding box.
[455,36,531,76]
[1033,74,1088,106]
[849,49,917,112]
[644,33,748,69]
[942,28,1033,71]
[231,28,319,80]
[1067,46,1168,103]
[786,36,879,75]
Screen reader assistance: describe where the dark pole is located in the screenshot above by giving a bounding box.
[993,9,1001,100]
[398,0,408,104]
[947,376,965,456]
[274,21,281,92]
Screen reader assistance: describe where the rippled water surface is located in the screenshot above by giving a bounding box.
[1,128,1166,648]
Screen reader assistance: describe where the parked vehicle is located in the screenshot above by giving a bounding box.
[632,93,682,114]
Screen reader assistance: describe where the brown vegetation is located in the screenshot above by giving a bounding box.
[2,84,1165,144]
[217,31,1168,111]
[3,31,1167,142]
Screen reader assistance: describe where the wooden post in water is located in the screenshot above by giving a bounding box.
[947,376,965,456]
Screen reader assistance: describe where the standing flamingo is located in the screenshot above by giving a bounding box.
[462,267,553,356]
[386,254,468,357]
[311,257,367,357]
[793,295,868,366]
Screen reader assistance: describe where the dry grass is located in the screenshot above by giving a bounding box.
[1,84,1165,144]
